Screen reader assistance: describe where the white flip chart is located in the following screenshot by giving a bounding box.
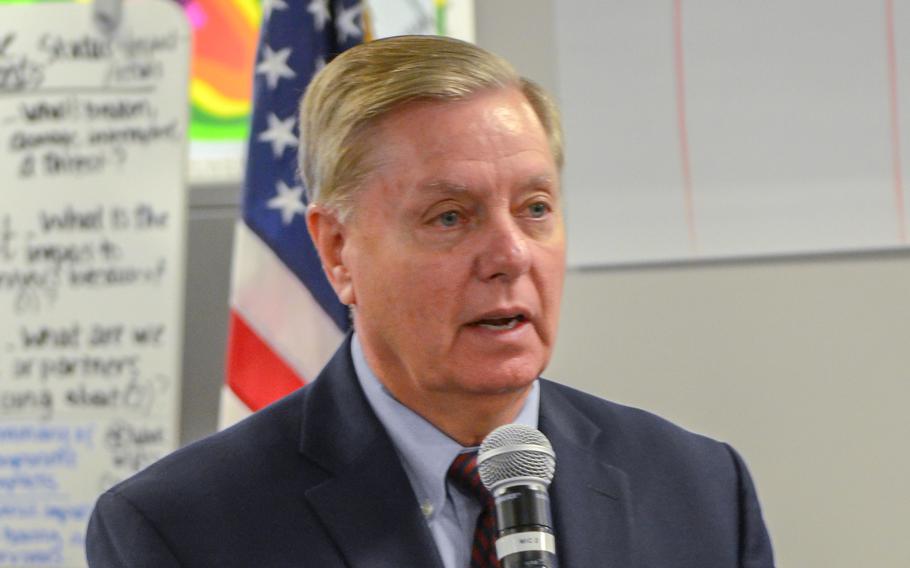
[0,1,189,565]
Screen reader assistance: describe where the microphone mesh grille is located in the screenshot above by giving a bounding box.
[477,424,555,490]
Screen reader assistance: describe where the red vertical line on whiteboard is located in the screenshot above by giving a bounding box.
[886,0,907,243]
[673,0,699,254]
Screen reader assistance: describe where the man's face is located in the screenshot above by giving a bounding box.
[331,87,565,404]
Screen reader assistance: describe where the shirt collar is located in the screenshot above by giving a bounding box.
[351,332,540,520]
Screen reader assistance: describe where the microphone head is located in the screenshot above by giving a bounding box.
[477,424,556,493]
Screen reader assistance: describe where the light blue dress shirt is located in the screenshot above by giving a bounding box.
[351,333,540,568]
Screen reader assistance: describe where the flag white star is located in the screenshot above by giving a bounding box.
[261,0,288,22]
[267,180,307,225]
[256,45,296,90]
[258,113,298,158]
[335,2,363,42]
[307,0,331,31]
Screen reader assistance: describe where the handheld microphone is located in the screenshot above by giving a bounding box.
[477,424,558,568]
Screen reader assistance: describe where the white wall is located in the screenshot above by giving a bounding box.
[477,2,910,566]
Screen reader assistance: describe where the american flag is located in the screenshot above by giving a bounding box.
[220,0,364,426]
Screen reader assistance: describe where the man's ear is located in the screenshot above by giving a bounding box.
[306,203,355,306]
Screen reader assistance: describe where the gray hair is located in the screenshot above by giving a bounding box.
[298,34,563,220]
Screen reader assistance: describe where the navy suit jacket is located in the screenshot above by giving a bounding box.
[87,335,774,567]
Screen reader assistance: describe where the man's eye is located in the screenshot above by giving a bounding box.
[528,202,550,218]
[438,211,461,227]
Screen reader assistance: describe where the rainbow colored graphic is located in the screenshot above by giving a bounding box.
[185,0,259,141]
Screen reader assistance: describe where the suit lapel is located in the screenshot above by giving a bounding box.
[304,435,443,568]
[539,381,633,568]
[297,335,443,568]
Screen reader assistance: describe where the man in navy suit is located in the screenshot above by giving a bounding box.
[87,35,774,567]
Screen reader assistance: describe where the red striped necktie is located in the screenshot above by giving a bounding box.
[448,451,500,568]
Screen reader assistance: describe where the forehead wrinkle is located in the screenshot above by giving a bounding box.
[419,179,470,196]
[416,172,558,202]
[521,174,557,193]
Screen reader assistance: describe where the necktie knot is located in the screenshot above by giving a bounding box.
[447,451,493,509]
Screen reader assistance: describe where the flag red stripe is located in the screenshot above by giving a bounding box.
[226,310,306,411]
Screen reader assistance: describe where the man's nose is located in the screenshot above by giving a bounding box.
[476,214,531,282]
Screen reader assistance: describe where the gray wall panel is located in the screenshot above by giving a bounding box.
[179,184,239,444]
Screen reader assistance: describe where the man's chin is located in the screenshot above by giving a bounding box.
[453,367,541,397]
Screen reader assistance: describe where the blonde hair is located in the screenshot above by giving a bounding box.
[298,35,563,218]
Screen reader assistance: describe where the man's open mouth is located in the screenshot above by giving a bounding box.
[470,314,527,330]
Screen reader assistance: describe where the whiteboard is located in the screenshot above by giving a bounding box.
[555,0,910,266]
[0,1,189,565]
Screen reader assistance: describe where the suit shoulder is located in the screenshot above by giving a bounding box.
[540,378,734,465]
[538,382,774,564]
[106,386,313,506]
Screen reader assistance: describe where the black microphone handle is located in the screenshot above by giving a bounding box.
[493,484,559,568]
